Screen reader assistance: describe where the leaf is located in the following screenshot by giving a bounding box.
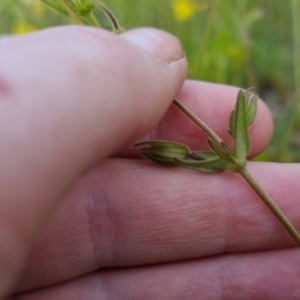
[228,89,258,137]
[245,93,258,127]
[228,107,236,138]
[233,90,249,159]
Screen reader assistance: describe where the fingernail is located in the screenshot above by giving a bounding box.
[121,28,185,63]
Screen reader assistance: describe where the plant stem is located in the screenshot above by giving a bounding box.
[59,0,85,25]
[239,166,300,247]
[173,99,224,147]
[84,11,101,27]
[95,1,123,33]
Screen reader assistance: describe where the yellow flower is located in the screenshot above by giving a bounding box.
[172,0,209,22]
[12,23,37,35]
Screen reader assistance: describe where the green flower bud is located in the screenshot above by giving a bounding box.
[135,141,191,166]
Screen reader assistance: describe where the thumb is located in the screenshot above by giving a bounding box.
[0,26,187,297]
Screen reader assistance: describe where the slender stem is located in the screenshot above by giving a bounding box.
[84,11,101,27]
[239,166,300,247]
[94,1,124,33]
[173,99,224,147]
[59,0,85,25]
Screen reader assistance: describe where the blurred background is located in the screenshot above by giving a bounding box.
[1,0,300,162]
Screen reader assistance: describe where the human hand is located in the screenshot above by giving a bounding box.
[1,26,298,299]
[0,25,186,298]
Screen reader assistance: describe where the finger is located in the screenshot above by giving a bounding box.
[13,249,300,300]
[119,80,273,158]
[0,26,187,297]
[16,159,300,292]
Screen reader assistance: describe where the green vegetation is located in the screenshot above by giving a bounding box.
[1,0,299,162]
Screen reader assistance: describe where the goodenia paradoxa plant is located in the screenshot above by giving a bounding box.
[41,1,300,247]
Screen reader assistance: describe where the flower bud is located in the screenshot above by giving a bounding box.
[135,141,191,166]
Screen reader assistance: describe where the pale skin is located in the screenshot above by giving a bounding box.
[0,25,299,299]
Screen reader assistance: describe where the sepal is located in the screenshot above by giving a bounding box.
[135,141,191,166]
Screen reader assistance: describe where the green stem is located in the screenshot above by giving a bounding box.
[59,0,85,25]
[239,166,300,247]
[173,99,224,147]
[94,1,123,33]
[84,11,101,27]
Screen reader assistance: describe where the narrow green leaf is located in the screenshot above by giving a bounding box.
[228,89,258,137]
[245,94,258,127]
[228,107,236,138]
[234,90,249,159]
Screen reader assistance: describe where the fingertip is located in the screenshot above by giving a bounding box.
[248,96,274,157]
[121,28,185,64]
